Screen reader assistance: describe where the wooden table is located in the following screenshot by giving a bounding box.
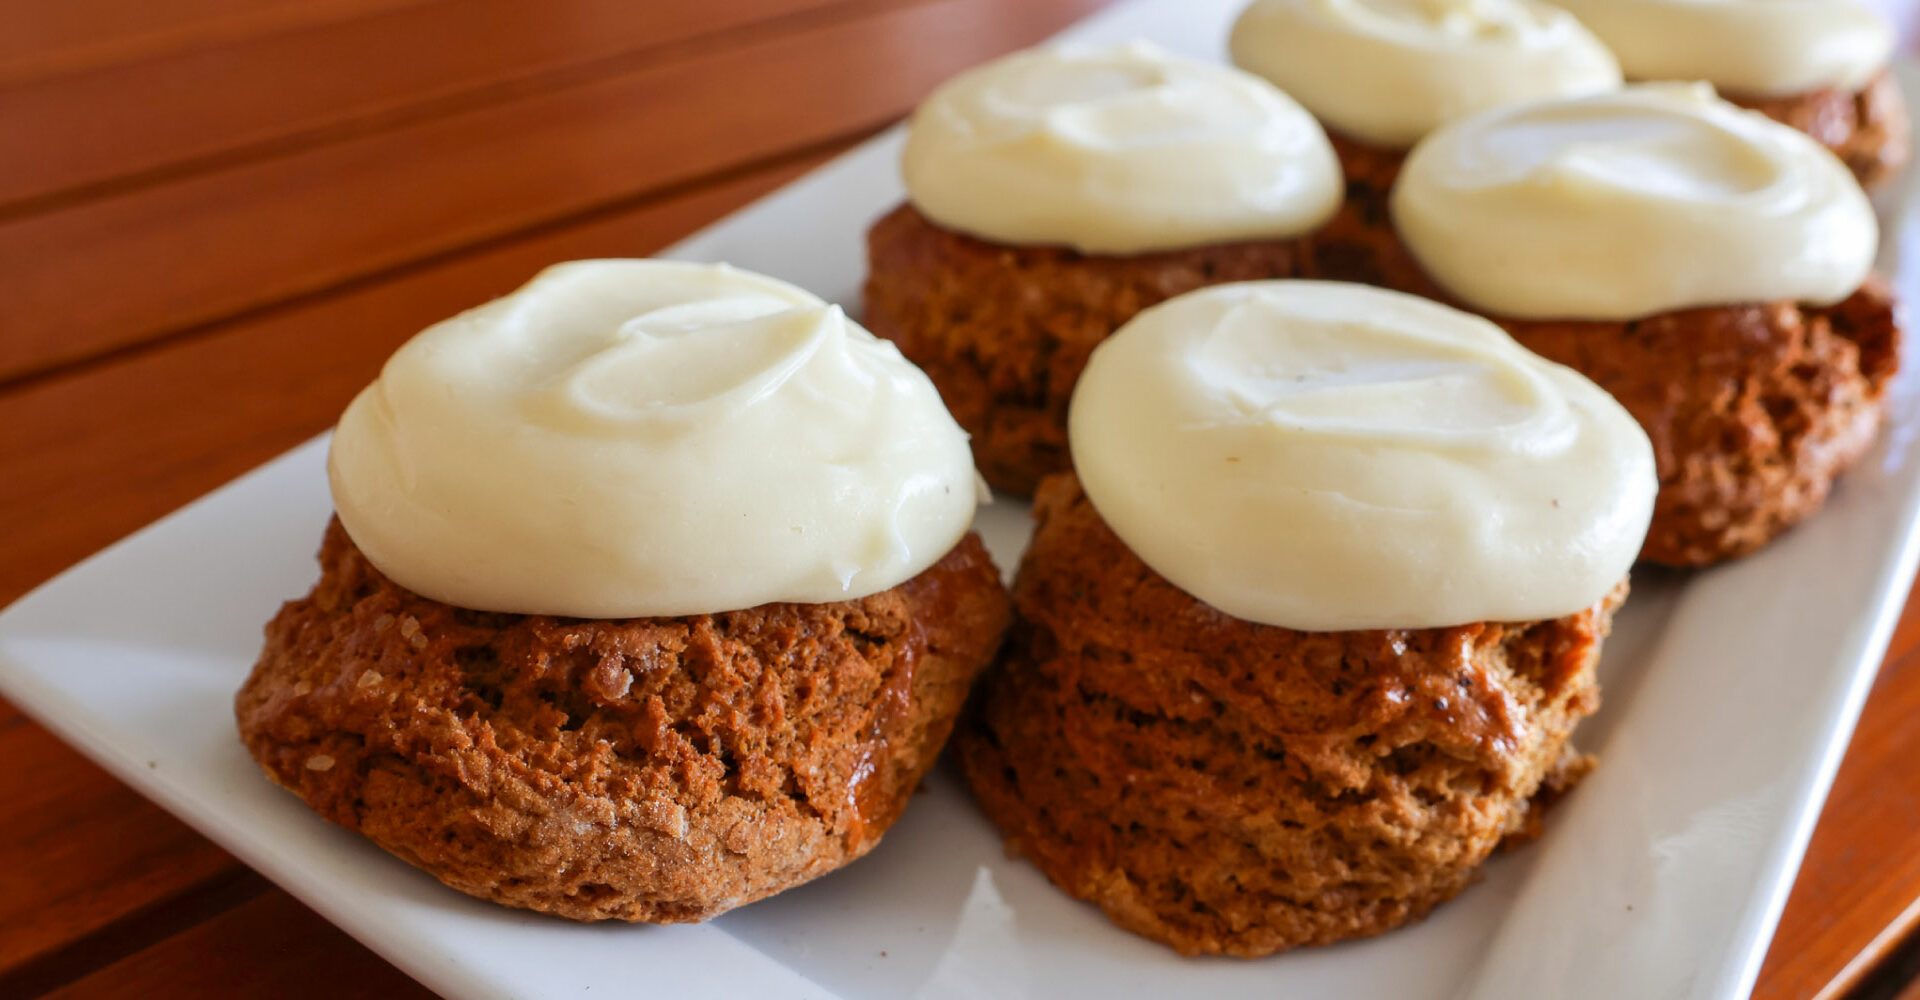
[2,2,1918,996]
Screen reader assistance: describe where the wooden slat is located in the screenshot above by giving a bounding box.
[0,0,437,84]
[1846,902,1920,1000]
[0,147,834,608]
[43,890,431,1000]
[1754,630,1920,1000]
[0,722,235,978]
[0,0,856,211]
[1837,914,1920,1000]
[0,0,1103,384]
[0,870,266,998]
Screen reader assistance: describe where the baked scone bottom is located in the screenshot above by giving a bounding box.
[237,519,1010,922]
[956,474,1623,957]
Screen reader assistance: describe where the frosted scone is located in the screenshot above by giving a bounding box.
[1544,0,1907,187]
[235,260,1012,922]
[955,282,1656,956]
[863,41,1341,495]
[1393,86,1900,566]
[1228,0,1620,285]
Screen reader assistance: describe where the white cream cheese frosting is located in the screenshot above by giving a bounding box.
[329,259,981,618]
[900,40,1341,254]
[1229,0,1622,150]
[1392,85,1877,321]
[1068,281,1655,631]
[1544,0,1893,97]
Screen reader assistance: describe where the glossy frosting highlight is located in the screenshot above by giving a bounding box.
[901,41,1341,254]
[1069,281,1655,631]
[1230,0,1621,149]
[330,259,980,618]
[1392,85,1878,320]
[1545,0,1893,96]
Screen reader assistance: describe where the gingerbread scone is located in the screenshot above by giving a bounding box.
[1393,86,1899,565]
[1546,0,1909,187]
[864,41,1342,495]
[237,260,1011,922]
[1227,0,1620,285]
[957,281,1656,956]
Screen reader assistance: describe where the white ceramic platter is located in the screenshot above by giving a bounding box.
[6,1,1920,997]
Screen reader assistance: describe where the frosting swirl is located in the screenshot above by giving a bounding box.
[1069,281,1654,631]
[1230,0,1622,149]
[900,41,1341,254]
[1392,85,1878,320]
[330,260,980,618]
[1544,0,1893,97]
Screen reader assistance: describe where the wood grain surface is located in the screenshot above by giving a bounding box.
[1,1,1915,996]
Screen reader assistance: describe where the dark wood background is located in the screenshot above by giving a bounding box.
[3,2,1919,996]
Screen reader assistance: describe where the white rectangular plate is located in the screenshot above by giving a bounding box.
[7,2,1920,997]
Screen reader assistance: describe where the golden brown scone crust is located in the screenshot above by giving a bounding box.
[237,520,1011,922]
[862,202,1309,496]
[1727,69,1911,190]
[954,474,1622,957]
[1503,283,1899,566]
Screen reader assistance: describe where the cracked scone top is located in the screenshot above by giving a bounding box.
[900,40,1341,254]
[1067,280,1656,631]
[1229,0,1621,149]
[1392,85,1878,320]
[328,259,980,618]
